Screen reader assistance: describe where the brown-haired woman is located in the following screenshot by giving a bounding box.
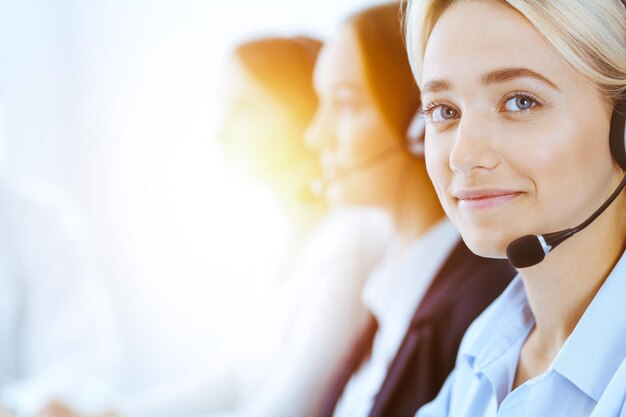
[306,3,515,416]
[208,35,395,417]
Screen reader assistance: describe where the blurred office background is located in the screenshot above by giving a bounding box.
[0,0,385,398]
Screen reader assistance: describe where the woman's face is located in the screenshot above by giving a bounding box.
[420,0,621,258]
[305,26,406,208]
[218,56,307,180]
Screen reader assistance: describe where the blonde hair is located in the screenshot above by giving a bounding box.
[404,0,626,101]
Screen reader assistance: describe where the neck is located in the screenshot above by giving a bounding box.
[387,159,445,252]
[269,167,326,244]
[519,192,626,352]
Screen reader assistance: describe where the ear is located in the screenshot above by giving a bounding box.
[406,111,425,157]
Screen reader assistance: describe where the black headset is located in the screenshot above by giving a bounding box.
[602,0,625,170]
[609,97,626,170]
[405,111,425,157]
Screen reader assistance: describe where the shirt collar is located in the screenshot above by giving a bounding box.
[362,218,459,332]
[459,274,534,372]
[460,251,626,403]
[551,250,626,402]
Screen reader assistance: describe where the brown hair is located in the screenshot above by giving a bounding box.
[346,2,421,137]
[234,36,322,127]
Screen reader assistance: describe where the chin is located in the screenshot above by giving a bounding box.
[457,225,510,260]
[327,184,375,208]
[325,184,347,207]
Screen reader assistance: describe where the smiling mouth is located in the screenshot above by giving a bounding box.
[455,191,523,210]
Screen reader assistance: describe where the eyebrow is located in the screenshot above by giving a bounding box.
[481,67,559,90]
[421,79,451,95]
[421,67,559,95]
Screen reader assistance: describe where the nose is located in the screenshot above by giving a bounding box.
[449,112,500,175]
[304,107,335,153]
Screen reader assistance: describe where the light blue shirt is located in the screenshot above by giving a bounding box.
[416,251,626,417]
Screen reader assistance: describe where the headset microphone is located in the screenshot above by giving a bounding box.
[507,98,626,268]
[311,110,427,196]
[309,145,404,196]
[406,110,426,157]
[506,175,626,268]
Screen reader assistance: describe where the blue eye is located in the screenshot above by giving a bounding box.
[503,95,538,112]
[431,105,459,122]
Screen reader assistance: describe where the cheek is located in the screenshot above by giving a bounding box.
[511,113,611,192]
[335,114,361,160]
[425,138,452,203]
[219,112,257,152]
[492,108,615,238]
[531,120,613,226]
[336,111,388,163]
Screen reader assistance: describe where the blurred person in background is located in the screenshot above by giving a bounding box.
[210,36,394,417]
[217,40,395,413]
[0,97,120,417]
[218,36,328,247]
[116,36,394,417]
[304,3,516,416]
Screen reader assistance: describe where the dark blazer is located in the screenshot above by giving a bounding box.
[319,239,516,417]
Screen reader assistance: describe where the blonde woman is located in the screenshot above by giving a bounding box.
[404,0,626,415]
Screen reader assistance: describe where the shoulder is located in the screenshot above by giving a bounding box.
[299,207,394,263]
[0,176,91,280]
[313,207,393,241]
[2,175,87,241]
[593,356,626,416]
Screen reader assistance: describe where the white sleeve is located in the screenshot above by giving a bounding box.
[0,180,120,416]
[227,208,394,417]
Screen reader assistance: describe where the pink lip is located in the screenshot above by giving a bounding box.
[453,189,522,210]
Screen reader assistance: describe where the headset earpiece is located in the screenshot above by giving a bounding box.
[609,98,626,170]
[406,111,425,157]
